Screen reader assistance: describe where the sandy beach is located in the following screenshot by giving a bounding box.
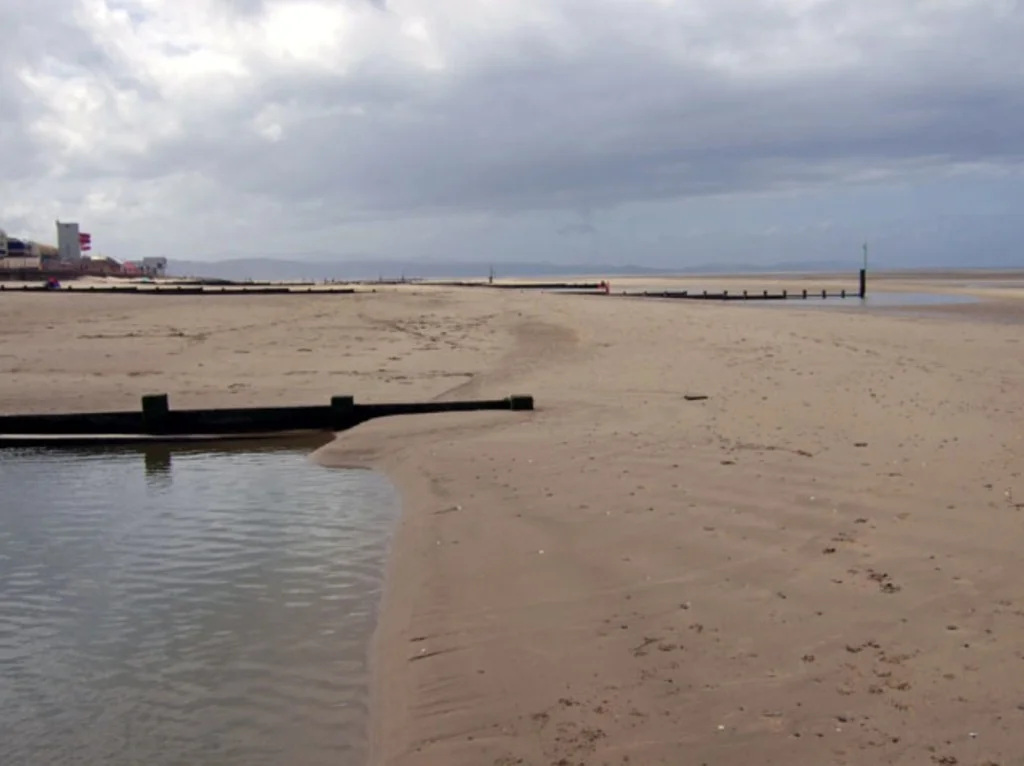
[2,276,1023,765]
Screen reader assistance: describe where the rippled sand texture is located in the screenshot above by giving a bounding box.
[0,448,397,766]
[2,274,1024,766]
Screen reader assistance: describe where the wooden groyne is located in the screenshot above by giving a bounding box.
[634,288,857,301]
[430,281,604,291]
[433,271,868,301]
[0,284,356,296]
[0,393,534,447]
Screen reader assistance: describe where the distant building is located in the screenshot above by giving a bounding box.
[0,224,88,279]
[0,239,42,274]
[4,237,39,257]
[141,257,168,277]
[56,220,82,262]
[0,255,41,271]
[81,255,122,276]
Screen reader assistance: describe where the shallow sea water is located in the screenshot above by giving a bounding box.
[0,441,398,766]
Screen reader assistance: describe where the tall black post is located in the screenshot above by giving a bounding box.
[330,396,355,430]
[141,393,170,434]
[860,242,869,298]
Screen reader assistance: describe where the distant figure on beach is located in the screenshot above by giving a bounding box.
[45,277,60,290]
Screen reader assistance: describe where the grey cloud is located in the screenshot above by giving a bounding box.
[2,0,1024,264]
[120,1,1024,219]
[212,0,386,17]
[0,0,155,181]
[558,225,596,238]
[208,0,268,19]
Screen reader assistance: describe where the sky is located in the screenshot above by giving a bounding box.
[1,0,1023,268]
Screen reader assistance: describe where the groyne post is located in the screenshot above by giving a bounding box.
[331,396,355,430]
[141,394,170,434]
[860,242,869,298]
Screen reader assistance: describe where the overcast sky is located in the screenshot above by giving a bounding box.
[2,0,1022,267]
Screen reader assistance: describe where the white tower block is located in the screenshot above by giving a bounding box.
[56,220,81,263]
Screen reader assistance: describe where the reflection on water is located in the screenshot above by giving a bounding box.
[753,291,981,309]
[963,281,1024,290]
[0,441,398,766]
[837,291,977,307]
[144,446,172,479]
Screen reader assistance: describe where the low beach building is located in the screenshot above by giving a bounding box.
[81,255,123,276]
[0,222,85,279]
[141,257,168,277]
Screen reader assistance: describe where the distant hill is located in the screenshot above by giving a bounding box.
[168,257,856,282]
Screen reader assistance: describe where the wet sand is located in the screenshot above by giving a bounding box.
[2,276,1024,765]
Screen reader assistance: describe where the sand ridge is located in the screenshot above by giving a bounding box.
[2,282,1023,765]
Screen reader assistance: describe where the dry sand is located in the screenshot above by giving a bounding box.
[2,278,1024,765]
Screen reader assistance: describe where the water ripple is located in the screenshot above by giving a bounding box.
[0,444,397,766]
